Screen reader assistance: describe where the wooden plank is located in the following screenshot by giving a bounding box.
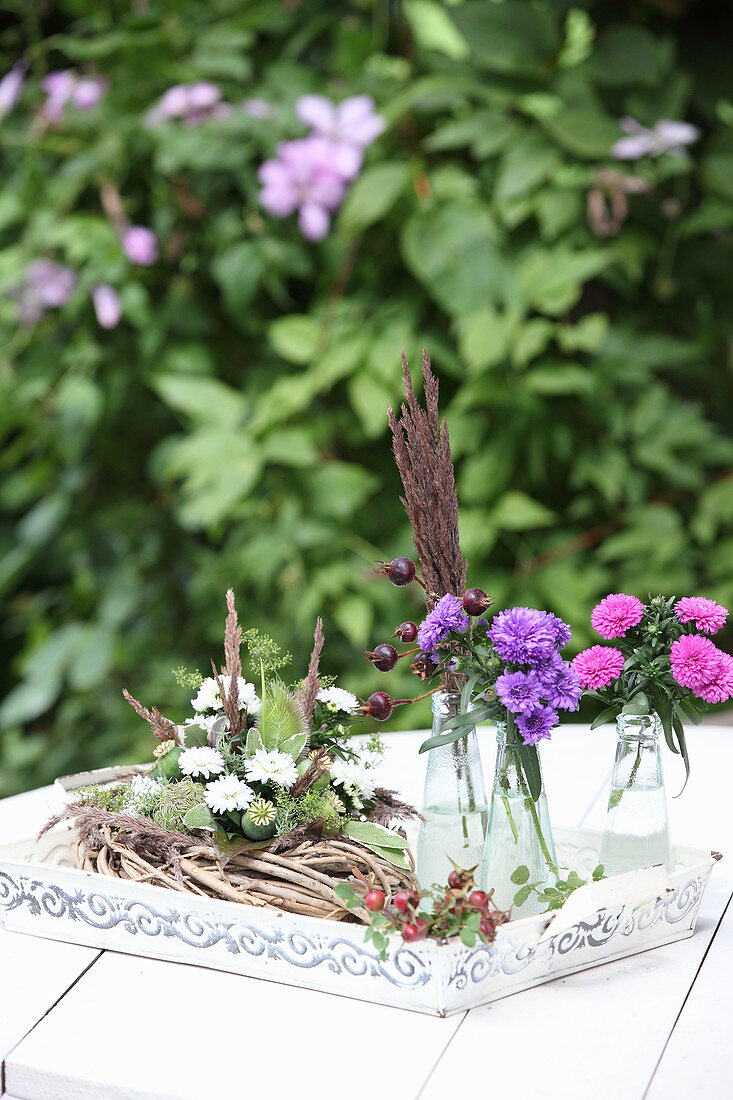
[5,950,464,1100]
[0,787,102,1093]
[646,889,733,1098]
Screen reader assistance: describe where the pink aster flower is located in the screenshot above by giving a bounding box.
[670,634,720,691]
[0,60,28,119]
[696,651,733,705]
[591,593,645,639]
[674,596,728,635]
[572,645,625,689]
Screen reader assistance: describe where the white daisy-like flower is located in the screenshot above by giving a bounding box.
[178,746,225,780]
[192,676,261,715]
[244,748,298,788]
[330,757,376,799]
[205,774,254,815]
[129,774,162,798]
[184,714,218,735]
[316,685,360,714]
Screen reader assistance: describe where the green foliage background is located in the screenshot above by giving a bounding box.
[1,1,732,796]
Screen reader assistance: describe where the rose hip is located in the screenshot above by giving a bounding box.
[364,643,399,672]
[393,621,418,643]
[363,691,393,721]
[469,890,487,909]
[364,889,385,912]
[462,588,492,616]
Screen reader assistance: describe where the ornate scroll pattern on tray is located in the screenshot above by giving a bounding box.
[0,870,432,989]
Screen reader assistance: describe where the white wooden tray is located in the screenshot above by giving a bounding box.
[0,786,719,1016]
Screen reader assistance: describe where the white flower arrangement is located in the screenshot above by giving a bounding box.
[316,685,360,715]
[192,676,261,715]
[179,746,225,780]
[122,773,162,814]
[205,774,254,814]
[244,747,298,788]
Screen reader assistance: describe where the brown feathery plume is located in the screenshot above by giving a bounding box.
[388,349,467,610]
[214,588,243,737]
[367,788,423,828]
[289,746,331,798]
[296,617,324,726]
[122,689,180,745]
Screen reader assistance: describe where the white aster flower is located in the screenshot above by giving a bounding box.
[192,676,261,715]
[316,685,360,715]
[205,774,254,814]
[178,746,225,779]
[123,773,162,814]
[244,748,298,788]
[330,757,376,799]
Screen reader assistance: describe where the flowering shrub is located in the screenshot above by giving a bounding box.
[1,1,733,795]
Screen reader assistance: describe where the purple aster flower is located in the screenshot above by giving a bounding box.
[547,613,571,649]
[0,60,28,119]
[92,284,121,329]
[545,662,581,712]
[515,706,558,747]
[495,670,542,714]
[417,594,469,658]
[488,607,557,666]
[612,117,699,161]
[296,94,385,149]
[258,136,355,240]
[122,226,158,265]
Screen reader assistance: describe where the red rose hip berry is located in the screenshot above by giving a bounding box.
[364,889,385,912]
[462,588,492,616]
[393,889,412,913]
[393,621,418,643]
[364,643,399,672]
[364,691,393,721]
[469,890,488,909]
[387,556,416,586]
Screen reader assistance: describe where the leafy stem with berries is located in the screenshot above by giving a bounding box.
[334,863,511,960]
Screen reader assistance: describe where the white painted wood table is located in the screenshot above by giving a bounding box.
[1,723,731,1100]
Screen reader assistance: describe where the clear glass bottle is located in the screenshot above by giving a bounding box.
[416,691,488,890]
[479,721,558,918]
[600,713,673,875]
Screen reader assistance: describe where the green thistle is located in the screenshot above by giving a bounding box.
[152,779,203,832]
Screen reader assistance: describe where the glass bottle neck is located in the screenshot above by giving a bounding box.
[431,690,461,721]
[616,712,662,745]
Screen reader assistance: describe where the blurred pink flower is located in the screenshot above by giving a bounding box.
[9,259,77,323]
[258,137,354,240]
[0,60,28,119]
[674,596,728,635]
[92,284,122,329]
[242,98,273,120]
[122,226,158,265]
[670,634,719,691]
[296,94,385,149]
[40,70,107,122]
[612,117,699,160]
[146,82,231,127]
[572,645,625,689]
[591,593,645,639]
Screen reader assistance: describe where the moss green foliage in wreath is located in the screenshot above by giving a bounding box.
[1,1,733,795]
[151,779,204,832]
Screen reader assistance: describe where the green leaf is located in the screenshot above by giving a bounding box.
[459,925,477,947]
[343,821,410,849]
[211,241,264,312]
[450,1,560,77]
[268,315,320,365]
[360,843,411,871]
[510,864,530,885]
[495,132,561,203]
[544,110,621,159]
[404,0,469,59]
[334,882,359,907]
[339,164,409,235]
[401,202,507,318]
[513,884,532,906]
[152,374,246,428]
[517,741,542,802]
